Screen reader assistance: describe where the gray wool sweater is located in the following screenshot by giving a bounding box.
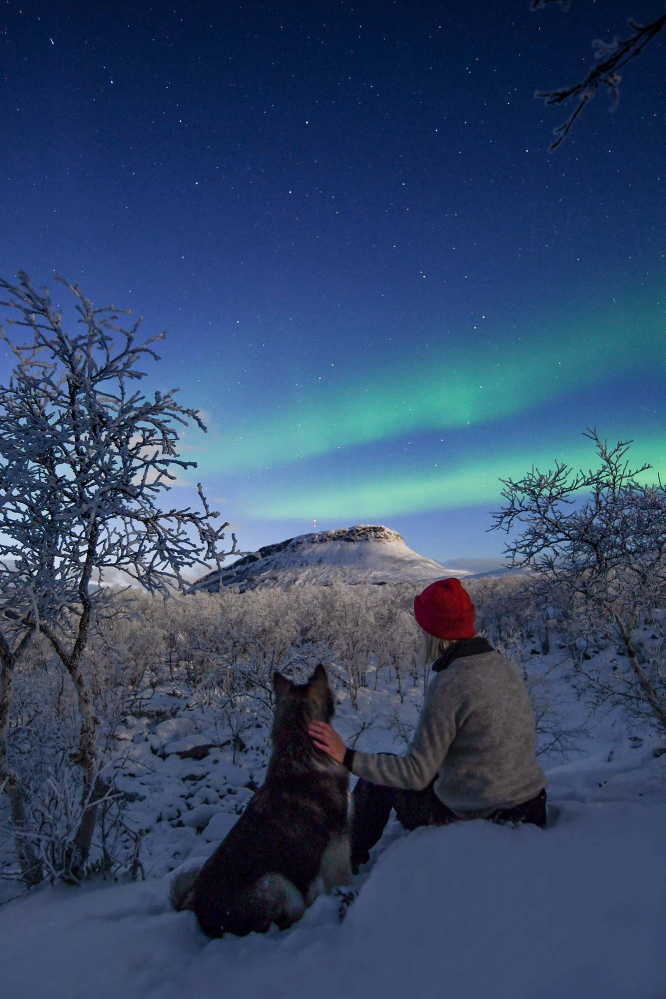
[349,646,547,815]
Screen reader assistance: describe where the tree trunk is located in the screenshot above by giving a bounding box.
[0,638,43,887]
[40,624,103,878]
[64,656,103,877]
[616,616,666,732]
[42,526,104,879]
[2,775,43,888]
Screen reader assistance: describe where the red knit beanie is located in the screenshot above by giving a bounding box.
[414,578,476,640]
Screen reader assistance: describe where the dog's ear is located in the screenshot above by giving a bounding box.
[308,664,334,721]
[273,672,292,697]
[309,664,328,689]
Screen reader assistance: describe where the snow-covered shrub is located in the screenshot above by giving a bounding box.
[0,647,142,886]
[492,430,666,733]
[6,560,647,892]
[93,581,587,761]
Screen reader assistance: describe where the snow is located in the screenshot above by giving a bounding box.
[150,718,197,752]
[191,524,471,591]
[2,793,665,999]
[200,811,239,843]
[163,734,216,757]
[2,630,666,998]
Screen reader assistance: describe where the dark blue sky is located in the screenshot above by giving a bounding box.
[1,0,664,563]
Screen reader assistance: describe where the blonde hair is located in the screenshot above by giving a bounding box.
[417,627,456,668]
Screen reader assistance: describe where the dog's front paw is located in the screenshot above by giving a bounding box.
[334,887,358,922]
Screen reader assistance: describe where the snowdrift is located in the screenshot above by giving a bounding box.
[2,795,665,999]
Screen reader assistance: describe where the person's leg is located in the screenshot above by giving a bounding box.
[488,789,547,829]
[351,778,459,867]
[391,783,459,831]
[349,778,395,867]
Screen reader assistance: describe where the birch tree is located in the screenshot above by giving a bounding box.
[491,429,666,731]
[0,271,239,882]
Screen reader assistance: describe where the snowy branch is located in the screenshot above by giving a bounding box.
[491,428,666,730]
[0,270,244,879]
[532,4,666,149]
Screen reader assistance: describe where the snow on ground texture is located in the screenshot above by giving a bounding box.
[2,794,665,999]
[2,648,666,998]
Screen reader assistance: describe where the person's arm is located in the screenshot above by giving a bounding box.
[309,674,459,790]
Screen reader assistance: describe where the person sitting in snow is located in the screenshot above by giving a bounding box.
[309,577,547,870]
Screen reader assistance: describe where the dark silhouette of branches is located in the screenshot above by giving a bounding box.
[532,2,666,150]
[532,0,571,9]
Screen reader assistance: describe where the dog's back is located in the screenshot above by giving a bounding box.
[172,665,351,937]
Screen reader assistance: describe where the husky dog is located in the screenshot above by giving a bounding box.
[170,665,352,937]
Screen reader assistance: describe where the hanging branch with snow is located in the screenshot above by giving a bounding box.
[532,2,666,150]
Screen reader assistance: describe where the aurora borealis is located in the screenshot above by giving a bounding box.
[1,1,664,561]
[204,293,665,475]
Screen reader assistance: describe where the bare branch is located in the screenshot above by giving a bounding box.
[533,7,666,150]
[491,428,666,731]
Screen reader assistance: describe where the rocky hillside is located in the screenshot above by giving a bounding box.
[191,525,470,592]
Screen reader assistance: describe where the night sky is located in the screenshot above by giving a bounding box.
[1,1,664,563]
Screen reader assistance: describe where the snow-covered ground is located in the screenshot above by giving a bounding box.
[2,650,665,999]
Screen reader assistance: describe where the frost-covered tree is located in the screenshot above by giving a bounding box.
[491,429,666,731]
[0,272,239,881]
[532,1,666,150]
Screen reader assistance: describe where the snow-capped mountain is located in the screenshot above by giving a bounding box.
[191,525,470,592]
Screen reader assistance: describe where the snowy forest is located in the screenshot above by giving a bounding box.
[2,573,665,894]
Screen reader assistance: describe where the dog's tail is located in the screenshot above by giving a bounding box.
[169,868,200,911]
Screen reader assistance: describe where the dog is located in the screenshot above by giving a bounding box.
[170,665,352,937]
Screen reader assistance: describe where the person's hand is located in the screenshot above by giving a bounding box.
[308,721,346,763]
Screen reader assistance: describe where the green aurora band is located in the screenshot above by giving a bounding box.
[197,300,665,475]
[247,433,666,520]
